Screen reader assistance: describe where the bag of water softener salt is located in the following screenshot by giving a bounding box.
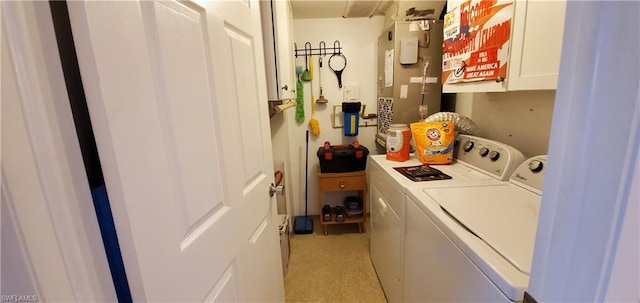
[410,121,455,164]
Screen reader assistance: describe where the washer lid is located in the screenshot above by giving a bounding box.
[427,185,541,275]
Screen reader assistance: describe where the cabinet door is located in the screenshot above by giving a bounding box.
[369,168,404,303]
[507,0,566,90]
[442,0,515,93]
[370,187,403,303]
[443,0,566,93]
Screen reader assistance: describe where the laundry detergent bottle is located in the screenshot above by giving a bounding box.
[386,124,411,162]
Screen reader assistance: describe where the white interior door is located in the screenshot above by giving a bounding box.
[68,1,284,301]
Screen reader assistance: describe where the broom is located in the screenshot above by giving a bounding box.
[293,130,313,234]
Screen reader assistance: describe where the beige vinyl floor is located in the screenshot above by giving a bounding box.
[284,216,387,303]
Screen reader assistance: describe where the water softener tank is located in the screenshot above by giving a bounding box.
[342,102,361,136]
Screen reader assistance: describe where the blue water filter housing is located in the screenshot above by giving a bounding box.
[342,102,361,136]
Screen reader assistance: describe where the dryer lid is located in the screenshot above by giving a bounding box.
[427,185,541,275]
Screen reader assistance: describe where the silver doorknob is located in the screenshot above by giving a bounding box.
[269,183,285,197]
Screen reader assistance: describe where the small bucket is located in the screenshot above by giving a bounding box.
[386,124,411,162]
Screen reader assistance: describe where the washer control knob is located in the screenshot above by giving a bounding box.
[479,147,490,157]
[462,141,474,152]
[528,160,544,172]
[489,151,500,161]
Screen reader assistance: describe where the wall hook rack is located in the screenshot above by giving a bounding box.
[294,40,342,57]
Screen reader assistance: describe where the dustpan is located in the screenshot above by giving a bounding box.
[293,216,313,234]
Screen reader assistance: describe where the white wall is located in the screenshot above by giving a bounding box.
[455,90,555,157]
[278,16,384,217]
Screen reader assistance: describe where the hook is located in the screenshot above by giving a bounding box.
[304,41,312,57]
[333,40,341,55]
[294,42,298,58]
[319,41,327,57]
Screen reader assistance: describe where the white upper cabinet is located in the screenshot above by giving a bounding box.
[507,0,566,91]
[443,0,566,93]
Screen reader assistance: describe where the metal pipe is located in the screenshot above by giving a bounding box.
[331,104,377,129]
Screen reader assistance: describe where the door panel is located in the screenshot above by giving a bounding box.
[237,214,283,302]
[68,0,283,301]
[224,25,265,180]
[206,264,238,302]
[145,0,226,237]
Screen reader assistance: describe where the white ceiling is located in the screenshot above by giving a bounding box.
[291,0,446,20]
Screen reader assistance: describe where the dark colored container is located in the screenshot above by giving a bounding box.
[317,141,369,173]
[344,196,363,218]
[342,102,362,113]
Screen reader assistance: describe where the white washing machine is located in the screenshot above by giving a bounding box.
[369,135,526,303]
[405,155,547,302]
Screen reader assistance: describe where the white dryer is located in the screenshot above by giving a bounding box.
[405,155,547,302]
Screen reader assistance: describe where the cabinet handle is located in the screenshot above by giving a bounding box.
[377,197,388,214]
[495,76,504,83]
[339,181,345,188]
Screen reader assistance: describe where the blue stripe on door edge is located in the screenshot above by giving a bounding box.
[90,185,133,303]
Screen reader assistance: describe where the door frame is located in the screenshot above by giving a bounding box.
[528,1,640,301]
[1,2,115,301]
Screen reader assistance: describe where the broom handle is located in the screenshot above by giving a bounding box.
[305,130,309,217]
[319,57,324,96]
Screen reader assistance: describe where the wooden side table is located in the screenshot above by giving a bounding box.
[317,169,366,236]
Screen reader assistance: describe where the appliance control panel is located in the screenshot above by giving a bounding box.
[455,135,526,181]
[509,155,547,194]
